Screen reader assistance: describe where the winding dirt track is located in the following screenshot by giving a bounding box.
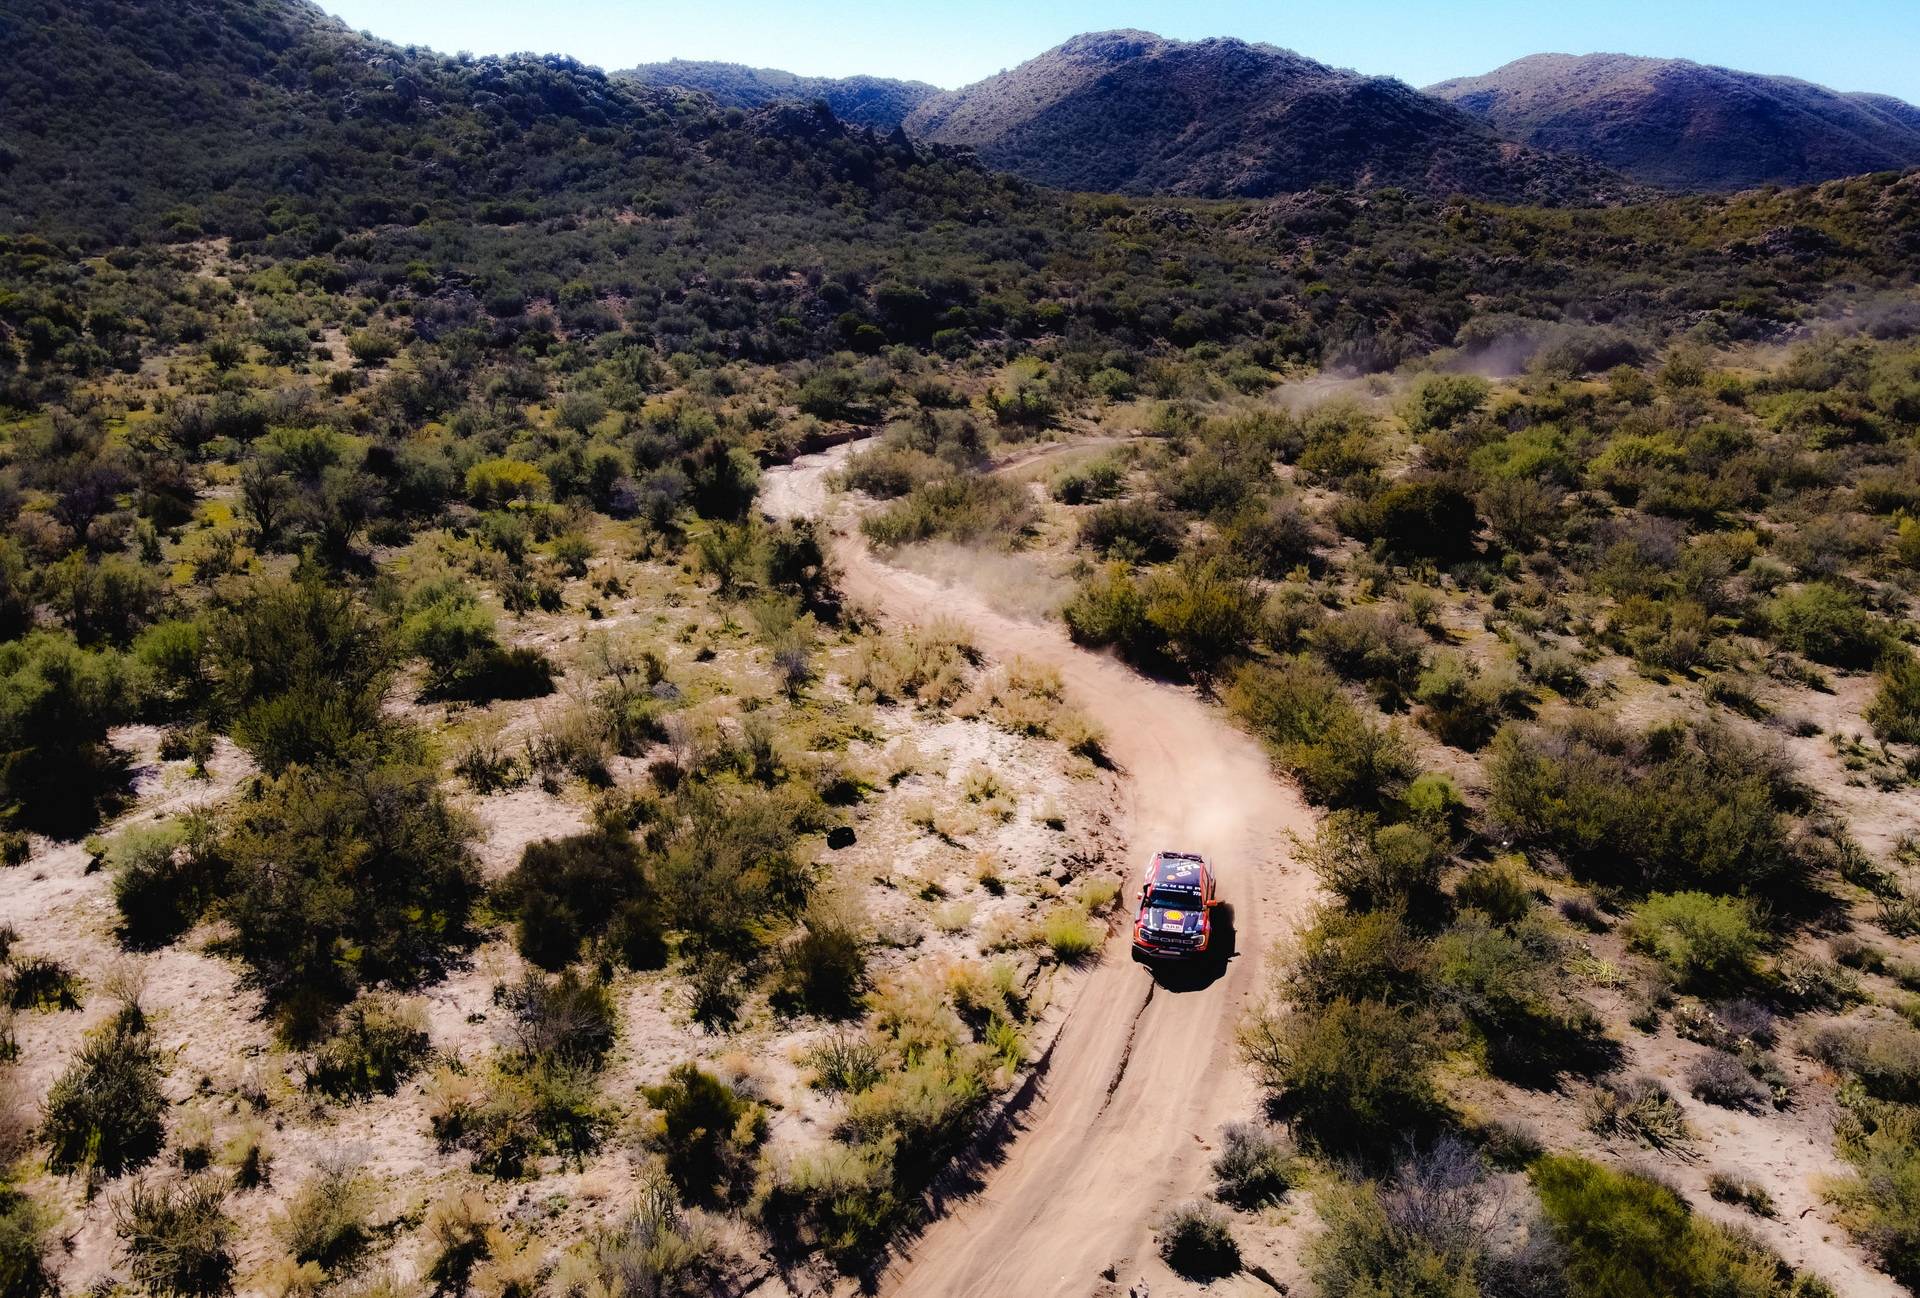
[764,446,1318,1297]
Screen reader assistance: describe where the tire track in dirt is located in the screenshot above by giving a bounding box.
[763,444,1319,1297]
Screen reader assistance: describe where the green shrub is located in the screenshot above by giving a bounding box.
[862,475,1037,549]
[0,631,137,835]
[769,903,868,1020]
[1296,811,1446,911]
[1142,557,1264,668]
[308,995,432,1099]
[806,1034,886,1095]
[400,579,553,703]
[464,458,549,508]
[215,578,395,774]
[1584,1075,1694,1151]
[4,956,82,1012]
[1825,1103,1920,1288]
[1227,657,1415,808]
[1764,581,1883,668]
[109,816,223,948]
[43,1013,167,1177]
[641,1065,766,1206]
[1454,859,1533,925]
[839,445,945,499]
[497,830,661,972]
[113,1175,234,1298]
[273,1157,376,1270]
[1288,906,1430,1011]
[1211,1122,1296,1208]
[1432,912,1605,1081]
[1040,905,1104,963]
[1627,892,1764,987]
[1156,1201,1239,1279]
[1237,996,1440,1151]
[1708,1170,1777,1216]
[218,762,479,1040]
[1401,373,1490,435]
[1308,1168,1486,1298]
[497,970,616,1071]
[563,1178,725,1298]
[1867,649,1920,744]
[0,1186,50,1298]
[1077,499,1183,562]
[1062,562,1161,663]
[1533,1153,1811,1298]
[1487,717,1795,893]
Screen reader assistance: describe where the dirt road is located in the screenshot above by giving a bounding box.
[763,445,1318,1297]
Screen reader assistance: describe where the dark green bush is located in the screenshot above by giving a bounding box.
[1227,657,1416,808]
[0,1187,50,1298]
[1453,859,1534,925]
[1487,717,1796,894]
[113,1175,234,1298]
[1827,1103,1920,1288]
[497,829,661,971]
[110,817,224,949]
[861,475,1037,549]
[769,906,868,1020]
[498,970,616,1071]
[1077,499,1183,562]
[642,1064,766,1206]
[308,995,432,1099]
[1237,995,1440,1152]
[1297,811,1447,912]
[1156,1201,1239,1279]
[1867,649,1920,744]
[217,762,480,1039]
[43,1014,167,1177]
[0,631,137,835]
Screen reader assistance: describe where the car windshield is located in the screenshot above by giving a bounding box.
[1147,888,1200,911]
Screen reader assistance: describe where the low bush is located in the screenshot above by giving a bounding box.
[496,829,663,972]
[1489,717,1796,894]
[641,1065,766,1206]
[1077,499,1184,562]
[806,1034,886,1095]
[4,956,82,1012]
[1432,912,1607,1081]
[497,970,616,1071]
[1805,1020,1920,1104]
[274,1157,377,1271]
[114,1175,234,1298]
[862,475,1037,549]
[1040,905,1103,963]
[109,816,224,948]
[1709,1171,1777,1216]
[1237,995,1440,1152]
[1584,1076,1693,1151]
[43,1013,167,1177]
[1227,657,1416,808]
[1627,892,1764,988]
[1764,581,1883,669]
[1533,1153,1813,1298]
[0,1186,50,1298]
[768,903,868,1019]
[1156,1201,1239,1279]
[1688,1051,1768,1110]
[1867,649,1920,744]
[1825,1103,1920,1288]
[1453,858,1534,925]
[561,1178,726,1298]
[308,995,432,1099]
[1211,1122,1296,1208]
[1296,811,1448,912]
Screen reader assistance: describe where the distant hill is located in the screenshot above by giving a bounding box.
[901,30,1635,205]
[0,0,960,241]
[1428,53,1920,190]
[622,60,936,131]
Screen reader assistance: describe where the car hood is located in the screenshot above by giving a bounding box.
[1144,905,1204,936]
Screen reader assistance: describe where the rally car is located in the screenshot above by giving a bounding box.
[1130,850,1218,962]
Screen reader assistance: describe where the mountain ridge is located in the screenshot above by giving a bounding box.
[900,30,1638,205]
[620,59,938,131]
[1428,52,1920,190]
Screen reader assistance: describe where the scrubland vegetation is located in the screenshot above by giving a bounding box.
[0,1,1919,1291]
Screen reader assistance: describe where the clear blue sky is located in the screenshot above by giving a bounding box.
[314,0,1920,101]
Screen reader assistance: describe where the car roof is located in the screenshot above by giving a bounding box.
[1150,852,1208,886]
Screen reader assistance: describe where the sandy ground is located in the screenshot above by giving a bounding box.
[763,445,1323,1298]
